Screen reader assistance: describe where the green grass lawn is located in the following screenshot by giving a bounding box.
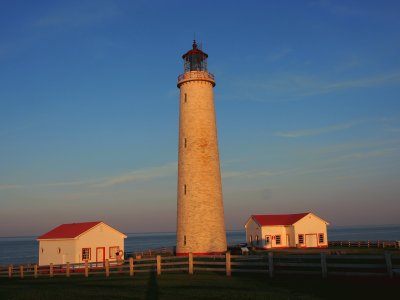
[0,272,398,300]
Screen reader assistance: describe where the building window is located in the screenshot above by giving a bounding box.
[275,235,281,245]
[255,235,259,245]
[249,235,253,244]
[318,233,324,244]
[184,93,187,103]
[109,246,120,259]
[57,247,61,254]
[184,138,187,148]
[82,248,91,260]
[184,235,186,246]
[184,184,187,195]
[41,248,44,253]
[298,234,304,244]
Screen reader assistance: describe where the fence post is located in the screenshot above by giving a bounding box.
[8,265,12,278]
[188,253,193,275]
[226,252,231,276]
[385,252,393,279]
[320,253,327,278]
[129,257,134,276]
[66,262,70,277]
[49,263,54,278]
[84,260,89,277]
[268,252,274,278]
[34,264,38,278]
[19,265,24,278]
[105,259,109,277]
[157,255,161,276]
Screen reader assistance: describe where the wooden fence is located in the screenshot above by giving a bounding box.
[328,240,400,248]
[1,252,399,279]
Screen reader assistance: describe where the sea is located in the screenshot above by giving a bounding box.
[1,225,399,266]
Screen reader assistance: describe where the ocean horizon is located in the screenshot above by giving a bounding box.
[1,225,399,266]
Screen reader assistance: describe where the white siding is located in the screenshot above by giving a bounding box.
[294,213,328,248]
[245,218,262,246]
[38,222,126,266]
[38,239,77,266]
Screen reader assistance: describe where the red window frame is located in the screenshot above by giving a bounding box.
[109,246,120,259]
[318,233,324,244]
[82,248,91,260]
[298,234,304,244]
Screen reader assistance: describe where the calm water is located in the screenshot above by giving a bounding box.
[1,225,399,266]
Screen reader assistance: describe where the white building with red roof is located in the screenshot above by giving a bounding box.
[37,221,127,266]
[244,212,329,249]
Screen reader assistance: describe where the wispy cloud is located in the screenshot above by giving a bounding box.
[222,169,288,179]
[0,162,177,190]
[93,162,176,188]
[34,1,120,28]
[310,0,400,18]
[386,127,400,132]
[274,120,360,138]
[307,72,400,96]
[237,71,400,102]
[266,47,292,62]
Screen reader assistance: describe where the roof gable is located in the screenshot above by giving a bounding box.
[252,213,310,226]
[37,221,102,239]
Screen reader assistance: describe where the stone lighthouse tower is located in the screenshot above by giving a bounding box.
[176,41,227,255]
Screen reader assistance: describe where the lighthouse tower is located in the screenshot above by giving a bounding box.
[176,41,227,255]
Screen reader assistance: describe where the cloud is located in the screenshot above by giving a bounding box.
[308,72,400,95]
[222,169,288,179]
[274,121,359,138]
[266,47,292,62]
[92,162,176,188]
[386,127,400,132]
[236,71,400,102]
[34,1,120,28]
[0,162,177,190]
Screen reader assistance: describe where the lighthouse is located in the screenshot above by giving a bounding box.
[176,41,227,255]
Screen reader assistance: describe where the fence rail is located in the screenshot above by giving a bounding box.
[328,240,400,248]
[1,251,399,279]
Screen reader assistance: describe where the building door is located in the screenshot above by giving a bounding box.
[96,247,105,266]
[264,235,272,249]
[305,234,318,248]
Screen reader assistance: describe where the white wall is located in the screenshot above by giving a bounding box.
[38,223,126,266]
[261,225,289,248]
[75,223,125,263]
[244,218,262,246]
[244,213,328,249]
[294,213,328,248]
[38,239,76,266]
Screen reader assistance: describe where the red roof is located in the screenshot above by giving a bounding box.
[37,221,102,239]
[251,213,310,226]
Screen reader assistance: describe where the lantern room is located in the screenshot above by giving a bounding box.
[182,40,208,73]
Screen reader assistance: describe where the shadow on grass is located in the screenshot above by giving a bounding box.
[145,272,159,300]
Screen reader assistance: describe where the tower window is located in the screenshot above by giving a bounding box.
[184,184,187,195]
[184,235,186,246]
[184,138,187,148]
[184,93,187,102]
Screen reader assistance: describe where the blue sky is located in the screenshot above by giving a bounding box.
[1,0,399,236]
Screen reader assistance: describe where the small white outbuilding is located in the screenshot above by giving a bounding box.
[245,212,329,249]
[37,221,127,266]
